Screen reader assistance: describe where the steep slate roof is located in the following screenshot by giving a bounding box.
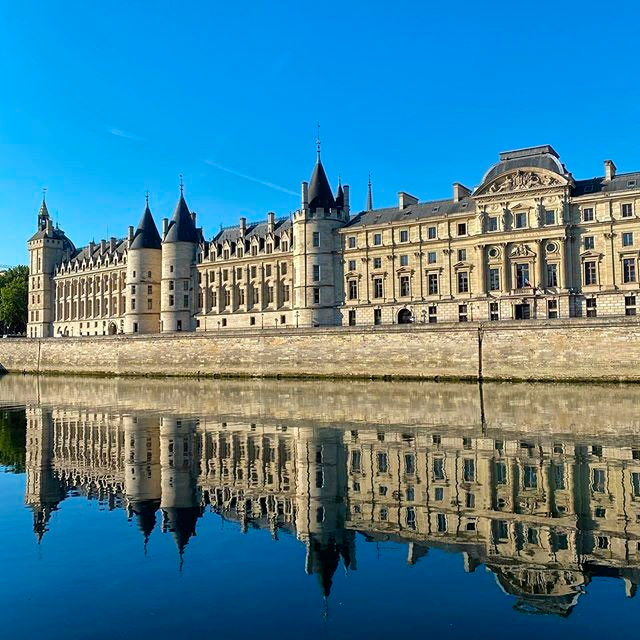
[335,182,344,209]
[308,160,336,211]
[130,204,162,250]
[68,237,127,265]
[212,217,291,245]
[164,194,199,244]
[573,172,640,196]
[344,197,475,229]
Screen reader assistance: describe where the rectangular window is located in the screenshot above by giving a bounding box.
[524,465,538,489]
[437,513,447,533]
[427,226,437,240]
[348,236,356,249]
[405,454,415,475]
[377,452,388,473]
[147,299,153,310]
[400,254,409,267]
[495,461,507,484]
[487,216,498,232]
[348,309,356,326]
[313,264,320,281]
[584,236,595,250]
[554,463,565,490]
[348,259,356,271]
[351,450,361,472]
[348,280,358,300]
[238,288,245,305]
[457,271,469,293]
[584,261,597,286]
[583,207,594,222]
[625,295,636,316]
[131,298,136,310]
[586,297,597,317]
[458,304,468,322]
[489,268,500,291]
[374,308,382,325]
[312,232,320,247]
[427,251,437,264]
[147,285,152,294]
[374,278,383,299]
[516,263,530,288]
[267,286,274,303]
[373,257,382,269]
[433,457,445,480]
[547,299,558,319]
[545,210,555,225]
[400,229,409,242]
[632,472,640,497]
[265,264,272,277]
[169,295,174,307]
[428,273,438,295]
[547,263,558,287]
[400,275,410,297]
[489,302,499,321]
[515,212,527,228]
[463,458,475,482]
[592,468,606,493]
[169,281,174,291]
[250,265,257,279]
[428,305,437,323]
[223,290,230,306]
[236,267,242,279]
[457,222,467,236]
[373,233,382,246]
[313,288,320,304]
[281,262,287,275]
[622,203,633,218]
[457,248,466,262]
[624,258,637,284]
[623,232,634,247]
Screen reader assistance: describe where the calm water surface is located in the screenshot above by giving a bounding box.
[1,375,639,639]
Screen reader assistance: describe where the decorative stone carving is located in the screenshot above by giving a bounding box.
[487,171,561,194]
[510,243,533,258]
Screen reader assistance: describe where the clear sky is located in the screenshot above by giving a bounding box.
[1,0,639,265]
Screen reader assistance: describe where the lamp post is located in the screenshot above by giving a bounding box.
[295,311,299,328]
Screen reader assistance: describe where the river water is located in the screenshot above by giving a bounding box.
[0,374,639,638]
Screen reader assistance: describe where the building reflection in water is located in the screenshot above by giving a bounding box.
[15,377,640,616]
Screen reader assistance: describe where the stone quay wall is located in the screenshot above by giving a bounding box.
[1,317,639,382]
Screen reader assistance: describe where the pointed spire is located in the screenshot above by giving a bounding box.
[316,123,321,163]
[164,180,199,244]
[38,188,50,218]
[335,177,344,209]
[130,194,162,250]
[367,172,373,211]
[308,135,335,211]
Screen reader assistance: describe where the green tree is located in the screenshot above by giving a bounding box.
[0,409,26,471]
[0,265,29,335]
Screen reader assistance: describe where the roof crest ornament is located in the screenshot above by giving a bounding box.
[316,123,321,163]
[179,174,184,196]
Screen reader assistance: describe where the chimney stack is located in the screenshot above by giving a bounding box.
[162,218,169,235]
[343,184,350,214]
[89,240,96,254]
[100,239,107,253]
[604,159,617,181]
[301,181,309,208]
[239,216,246,236]
[128,226,134,243]
[398,192,419,210]
[267,211,275,233]
[453,182,472,203]
[110,236,117,251]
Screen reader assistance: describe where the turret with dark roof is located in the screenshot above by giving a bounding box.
[163,194,199,244]
[308,159,336,211]
[130,202,162,250]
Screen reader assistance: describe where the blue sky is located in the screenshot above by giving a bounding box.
[1,0,639,265]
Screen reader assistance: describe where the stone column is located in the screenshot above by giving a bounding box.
[216,267,222,313]
[536,239,545,289]
[230,266,237,311]
[476,244,486,295]
[275,262,281,309]
[500,243,509,293]
[558,238,567,290]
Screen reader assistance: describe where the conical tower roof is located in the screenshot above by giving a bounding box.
[164,194,198,244]
[130,203,162,250]
[335,180,344,209]
[38,198,50,219]
[308,160,335,211]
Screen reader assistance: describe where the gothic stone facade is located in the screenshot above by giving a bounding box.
[27,145,640,337]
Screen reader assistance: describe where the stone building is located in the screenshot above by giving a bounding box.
[27,144,640,337]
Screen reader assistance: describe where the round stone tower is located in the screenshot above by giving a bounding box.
[125,197,162,334]
[161,187,199,332]
[292,146,349,326]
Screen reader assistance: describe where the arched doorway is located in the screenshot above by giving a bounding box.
[398,309,413,324]
[108,322,117,335]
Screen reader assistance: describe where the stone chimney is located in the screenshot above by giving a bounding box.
[301,181,309,208]
[109,236,117,251]
[162,218,169,235]
[45,218,53,234]
[128,226,134,242]
[89,240,96,254]
[453,182,472,202]
[343,184,350,214]
[100,239,107,253]
[239,216,246,237]
[398,192,419,210]
[267,211,275,234]
[604,159,617,181]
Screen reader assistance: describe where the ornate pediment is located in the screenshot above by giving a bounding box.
[478,170,565,196]
[510,243,536,259]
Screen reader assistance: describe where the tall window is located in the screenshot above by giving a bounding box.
[515,212,527,228]
[313,288,320,304]
[374,308,382,325]
[516,263,530,288]
[374,278,383,298]
[583,207,594,222]
[584,261,597,285]
[623,258,637,283]
[428,226,437,240]
[463,459,475,482]
[348,236,356,248]
[373,257,382,269]
[457,222,467,236]
[428,305,437,323]
[348,260,356,271]
[312,232,320,247]
[586,297,597,317]
[377,452,388,473]
[584,236,595,250]
[433,458,445,480]
[400,254,409,266]
[427,251,437,264]
[457,248,466,262]
[373,233,382,246]
[524,465,538,489]
[313,264,320,281]
[623,232,634,247]
[457,271,469,293]
[625,295,637,316]
[489,302,499,321]
[428,273,438,295]
[547,299,558,319]
[622,203,633,218]
[546,263,558,287]
[486,216,498,232]
[458,304,468,322]
[489,268,500,291]
[348,279,358,300]
[545,210,555,225]
[400,229,409,242]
